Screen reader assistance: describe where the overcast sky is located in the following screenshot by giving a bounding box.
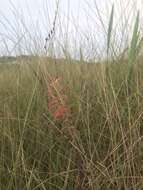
[0,0,142,57]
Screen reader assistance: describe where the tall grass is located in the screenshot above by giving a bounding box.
[0,0,143,189]
[127,11,141,93]
[107,4,114,58]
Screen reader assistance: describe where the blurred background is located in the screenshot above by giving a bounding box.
[0,0,142,60]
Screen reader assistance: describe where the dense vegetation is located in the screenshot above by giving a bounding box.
[0,57,143,189]
[0,1,143,189]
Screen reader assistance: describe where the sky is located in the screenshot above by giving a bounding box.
[0,0,142,58]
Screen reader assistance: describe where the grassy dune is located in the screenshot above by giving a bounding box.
[0,57,143,189]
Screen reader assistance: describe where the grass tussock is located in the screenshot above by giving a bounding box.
[0,58,143,189]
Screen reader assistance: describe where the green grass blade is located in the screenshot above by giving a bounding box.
[128,11,140,65]
[127,11,140,93]
[107,4,114,57]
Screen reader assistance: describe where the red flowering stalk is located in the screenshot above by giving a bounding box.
[47,75,84,188]
[47,75,78,139]
[48,76,70,121]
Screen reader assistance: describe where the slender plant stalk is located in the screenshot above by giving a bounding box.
[107,4,114,58]
[127,11,140,92]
